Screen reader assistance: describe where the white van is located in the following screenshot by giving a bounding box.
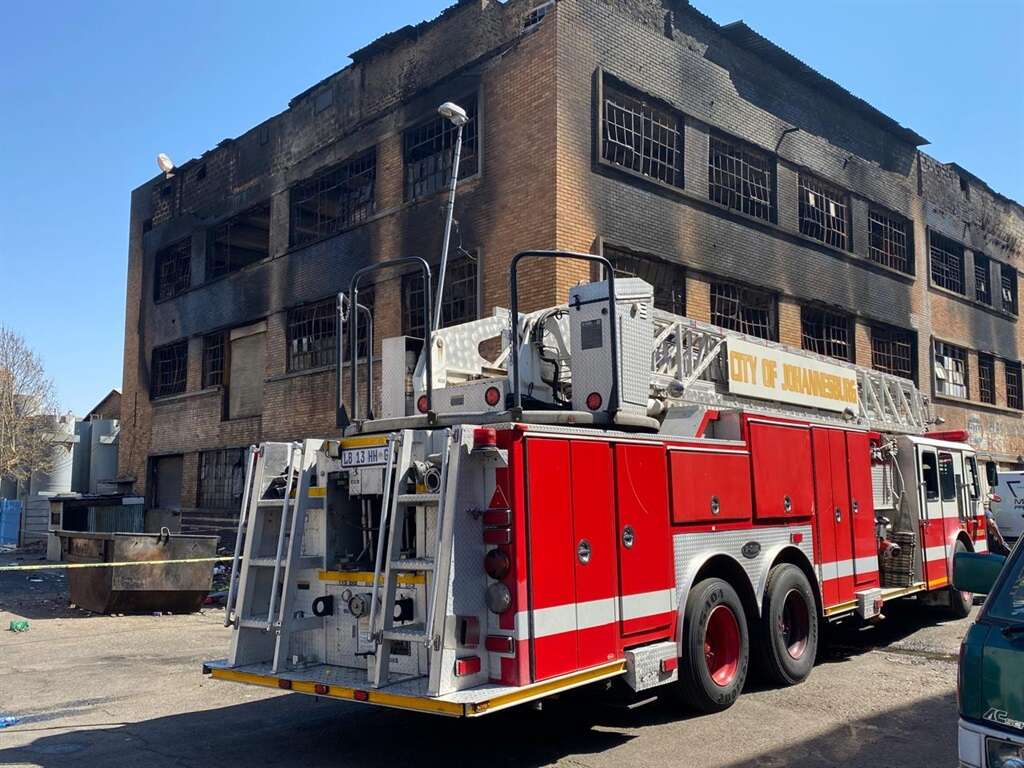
[990,470,1024,543]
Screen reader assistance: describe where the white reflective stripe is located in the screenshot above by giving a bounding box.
[621,589,675,621]
[516,590,675,640]
[925,545,948,562]
[974,539,988,553]
[530,603,576,639]
[818,561,839,581]
[817,557,879,582]
[576,597,618,630]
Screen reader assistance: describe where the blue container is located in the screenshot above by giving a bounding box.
[0,500,22,546]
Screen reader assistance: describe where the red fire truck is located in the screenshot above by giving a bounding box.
[205,251,988,716]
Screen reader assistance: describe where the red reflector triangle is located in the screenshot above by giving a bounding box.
[488,485,509,510]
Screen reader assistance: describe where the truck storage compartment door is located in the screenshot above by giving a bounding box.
[668,448,752,525]
[614,444,674,638]
[845,432,880,588]
[811,428,854,607]
[748,420,814,521]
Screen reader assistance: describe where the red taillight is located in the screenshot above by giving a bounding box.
[991,494,1002,503]
[455,656,481,677]
[485,386,501,407]
[278,679,292,690]
[314,683,329,695]
[586,392,603,411]
[416,395,429,414]
[660,657,678,673]
[485,635,514,654]
[353,689,369,702]
[473,427,497,450]
[790,532,804,544]
[484,548,511,580]
[484,528,511,545]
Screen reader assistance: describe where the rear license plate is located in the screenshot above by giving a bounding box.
[341,445,390,468]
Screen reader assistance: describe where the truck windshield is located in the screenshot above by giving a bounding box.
[988,546,1024,625]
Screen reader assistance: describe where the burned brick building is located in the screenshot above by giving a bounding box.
[121,0,1023,539]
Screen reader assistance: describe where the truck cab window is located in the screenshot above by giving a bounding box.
[965,456,980,499]
[938,453,956,502]
[921,452,940,501]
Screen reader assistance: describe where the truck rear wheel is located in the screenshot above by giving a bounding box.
[675,577,749,713]
[757,564,818,686]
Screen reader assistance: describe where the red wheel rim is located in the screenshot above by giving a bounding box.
[704,605,740,687]
[780,589,810,660]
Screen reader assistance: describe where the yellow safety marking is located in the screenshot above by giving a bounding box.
[210,668,465,716]
[308,487,327,498]
[466,661,627,716]
[824,600,856,617]
[824,583,928,617]
[928,576,949,589]
[0,556,233,572]
[340,435,389,449]
[318,570,426,586]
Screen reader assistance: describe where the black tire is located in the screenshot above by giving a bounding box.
[675,578,749,714]
[756,564,819,686]
[947,539,973,619]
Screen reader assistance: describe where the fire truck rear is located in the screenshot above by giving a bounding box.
[205,250,989,716]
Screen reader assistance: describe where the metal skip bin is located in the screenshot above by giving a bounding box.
[59,531,218,614]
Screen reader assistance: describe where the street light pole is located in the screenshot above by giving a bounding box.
[433,101,468,332]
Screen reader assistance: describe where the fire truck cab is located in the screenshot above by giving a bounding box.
[205,251,986,716]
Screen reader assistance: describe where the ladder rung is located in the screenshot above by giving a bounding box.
[389,558,434,572]
[397,493,439,505]
[383,623,429,644]
[257,498,288,507]
[249,556,322,570]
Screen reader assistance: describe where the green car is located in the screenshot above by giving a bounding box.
[955,539,1024,768]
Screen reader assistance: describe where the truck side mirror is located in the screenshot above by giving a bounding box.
[952,551,1006,595]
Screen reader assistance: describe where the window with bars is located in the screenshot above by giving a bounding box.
[601,78,683,188]
[151,340,188,398]
[710,281,777,340]
[933,340,968,399]
[871,324,915,382]
[207,202,271,280]
[402,257,478,339]
[1002,264,1019,315]
[154,239,192,301]
[708,134,775,221]
[801,306,852,361]
[929,231,965,294]
[975,253,992,305]
[798,174,849,250]
[197,448,247,510]
[868,209,911,274]
[604,246,686,316]
[202,332,226,388]
[404,96,478,201]
[978,353,995,405]
[1007,361,1023,410]
[287,299,337,372]
[290,149,377,247]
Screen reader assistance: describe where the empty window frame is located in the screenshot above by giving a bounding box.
[605,246,686,316]
[1007,361,1023,410]
[1002,263,1019,315]
[287,299,336,372]
[402,257,478,339]
[708,134,775,221]
[290,149,377,247]
[801,306,852,361]
[202,332,226,388]
[404,96,478,201]
[207,202,271,280]
[197,448,247,510]
[933,340,968,399]
[978,353,995,405]
[975,253,992,305]
[870,324,915,381]
[929,231,965,295]
[154,239,192,301]
[798,174,849,250]
[710,281,777,340]
[151,340,187,398]
[868,209,911,273]
[601,78,683,188]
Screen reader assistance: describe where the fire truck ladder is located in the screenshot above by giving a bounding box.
[226,440,322,672]
[368,428,459,689]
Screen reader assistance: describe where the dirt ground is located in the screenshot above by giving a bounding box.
[0,551,969,768]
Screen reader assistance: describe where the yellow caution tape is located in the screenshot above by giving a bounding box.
[0,556,234,572]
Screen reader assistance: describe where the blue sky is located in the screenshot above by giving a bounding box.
[0,0,1020,416]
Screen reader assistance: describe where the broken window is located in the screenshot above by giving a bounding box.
[929,231,965,295]
[710,281,777,340]
[868,209,911,274]
[402,257,478,339]
[290,149,377,247]
[404,96,478,201]
[605,246,686,316]
[1002,263,1019,315]
[202,332,226,388]
[524,1,554,28]
[978,353,995,405]
[801,306,851,361]
[154,239,192,301]
[602,79,683,188]
[798,174,849,250]
[287,299,337,372]
[933,340,968,399]
[207,202,271,280]
[1007,361,1023,410]
[151,340,187,398]
[198,448,247,511]
[871,324,915,382]
[708,134,775,222]
[975,253,992,305]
